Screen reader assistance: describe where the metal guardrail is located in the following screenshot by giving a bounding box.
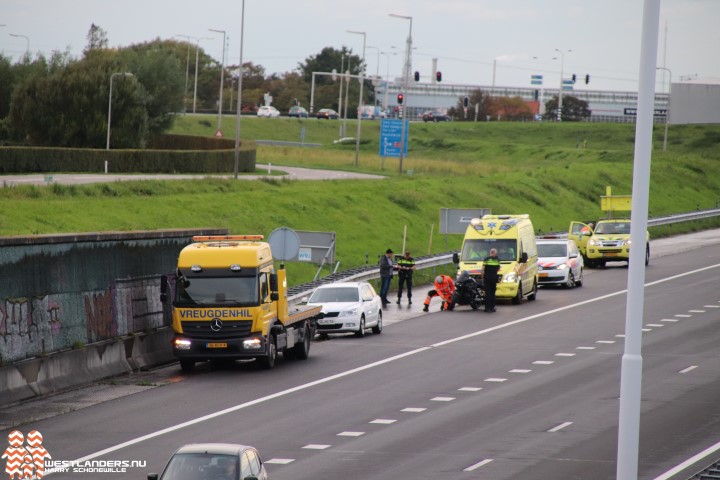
[287,208,720,304]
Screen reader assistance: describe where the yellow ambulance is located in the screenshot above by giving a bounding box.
[453,214,539,304]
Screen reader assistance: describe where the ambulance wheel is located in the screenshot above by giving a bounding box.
[512,283,523,305]
[528,280,537,301]
[259,335,277,369]
[179,359,195,372]
[293,325,311,360]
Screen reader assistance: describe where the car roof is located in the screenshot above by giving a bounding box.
[175,443,253,455]
[536,239,571,244]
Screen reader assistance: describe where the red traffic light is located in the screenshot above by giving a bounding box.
[397,93,404,105]
[436,71,442,82]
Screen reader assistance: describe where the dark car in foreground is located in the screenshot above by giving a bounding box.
[288,106,309,118]
[422,110,450,122]
[147,443,268,480]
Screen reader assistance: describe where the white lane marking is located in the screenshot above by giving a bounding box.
[646,324,664,327]
[548,421,573,432]
[689,309,705,313]
[401,407,426,413]
[464,458,493,472]
[661,318,679,322]
[703,305,720,308]
[458,387,482,392]
[52,262,720,470]
[675,314,692,318]
[337,431,364,437]
[596,340,616,344]
[303,444,331,450]
[370,419,397,424]
[616,334,626,338]
[431,396,455,402]
[642,328,652,332]
[484,378,507,382]
[555,353,576,357]
[509,369,532,373]
[533,360,555,365]
[679,366,698,374]
[654,438,720,480]
[265,458,294,464]
[576,346,596,350]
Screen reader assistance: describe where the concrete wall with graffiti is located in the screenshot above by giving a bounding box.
[0,229,227,364]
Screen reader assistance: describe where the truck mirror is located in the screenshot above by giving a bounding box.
[452,252,460,264]
[270,292,279,301]
[520,252,528,263]
[270,273,278,291]
[160,275,171,304]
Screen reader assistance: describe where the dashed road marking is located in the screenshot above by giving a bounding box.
[303,444,331,450]
[401,407,427,413]
[548,421,573,432]
[266,458,295,464]
[555,353,576,357]
[509,369,532,374]
[337,431,365,437]
[689,310,705,313]
[533,360,555,365]
[642,328,652,332]
[484,378,508,382]
[370,419,397,424]
[661,318,679,322]
[679,366,698,374]
[577,346,596,350]
[616,334,626,338]
[675,314,692,318]
[703,305,720,308]
[464,458,493,471]
[596,340,616,344]
[431,397,455,402]
[458,387,482,392]
[646,323,664,327]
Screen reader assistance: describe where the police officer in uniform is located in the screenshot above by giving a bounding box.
[396,251,416,304]
[482,248,501,312]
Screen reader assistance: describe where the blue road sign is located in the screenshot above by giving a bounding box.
[531,74,543,85]
[379,118,409,157]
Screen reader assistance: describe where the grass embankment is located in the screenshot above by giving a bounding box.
[2,116,719,286]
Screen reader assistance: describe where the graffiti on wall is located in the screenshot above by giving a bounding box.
[84,288,117,343]
[0,296,63,362]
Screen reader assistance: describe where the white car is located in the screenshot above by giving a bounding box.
[537,238,584,288]
[256,105,280,118]
[307,282,382,337]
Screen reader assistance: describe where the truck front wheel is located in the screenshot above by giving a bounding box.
[259,335,277,369]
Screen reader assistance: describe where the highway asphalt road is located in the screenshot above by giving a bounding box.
[2,234,720,480]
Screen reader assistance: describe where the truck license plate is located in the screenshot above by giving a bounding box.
[206,342,228,348]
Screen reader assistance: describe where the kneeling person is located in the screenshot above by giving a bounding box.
[423,274,456,312]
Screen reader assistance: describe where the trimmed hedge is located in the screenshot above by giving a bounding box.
[0,134,256,173]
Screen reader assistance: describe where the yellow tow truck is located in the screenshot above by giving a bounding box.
[160,235,322,371]
[568,187,650,268]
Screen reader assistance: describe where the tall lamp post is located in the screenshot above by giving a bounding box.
[106,72,134,173]
[389,13,412,174]
[192,36,213,114]
[380,51,396,110]
[347,30,366,168]
[656,66,671,151]
[175,36,193,114]
[9,33,30,58]
[554,48,571,121]
[233,0,246,179]
[209,28,227,134]
[367,46,381,106]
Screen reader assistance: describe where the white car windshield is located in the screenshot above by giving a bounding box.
[538,244,567,258]
[309,287,359,303]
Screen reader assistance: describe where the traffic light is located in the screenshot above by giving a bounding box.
[534,89,539,100]
[414,71,420,82]
[572,74,577,83]
[397,93,404,105]
[463,96,469,108]
[585,74,590,84]
[436,71,442,82]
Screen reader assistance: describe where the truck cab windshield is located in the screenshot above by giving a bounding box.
[177,276,258,306]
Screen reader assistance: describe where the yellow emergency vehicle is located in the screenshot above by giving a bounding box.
[453,215,538,304]
[569,219,649,268]
[160,235,321,372]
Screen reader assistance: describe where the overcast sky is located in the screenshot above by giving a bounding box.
[2,0,718,93]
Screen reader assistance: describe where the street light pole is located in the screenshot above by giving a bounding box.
[347,30,366,168]
[390,13,412,174]
[233,0,246,179]
[380,51,396,110]
[554,48,571,122]
[656,66,672,152]
[337,53,345,119]
[209,28,227,133]
[175,35,193,114]
[9,33,30,58]
[367,46,381,106]
[193,36,213,114]
[106,72,134,173]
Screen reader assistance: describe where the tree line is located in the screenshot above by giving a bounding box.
[0,24,368,148]
[447,89,591,122]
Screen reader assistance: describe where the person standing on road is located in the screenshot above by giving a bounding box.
[396,251,416,304]
[379,249,395,306]
[422,274,456,312]
[482,248,501,312]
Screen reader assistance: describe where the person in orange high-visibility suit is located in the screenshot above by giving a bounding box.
[422,275,456,312]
